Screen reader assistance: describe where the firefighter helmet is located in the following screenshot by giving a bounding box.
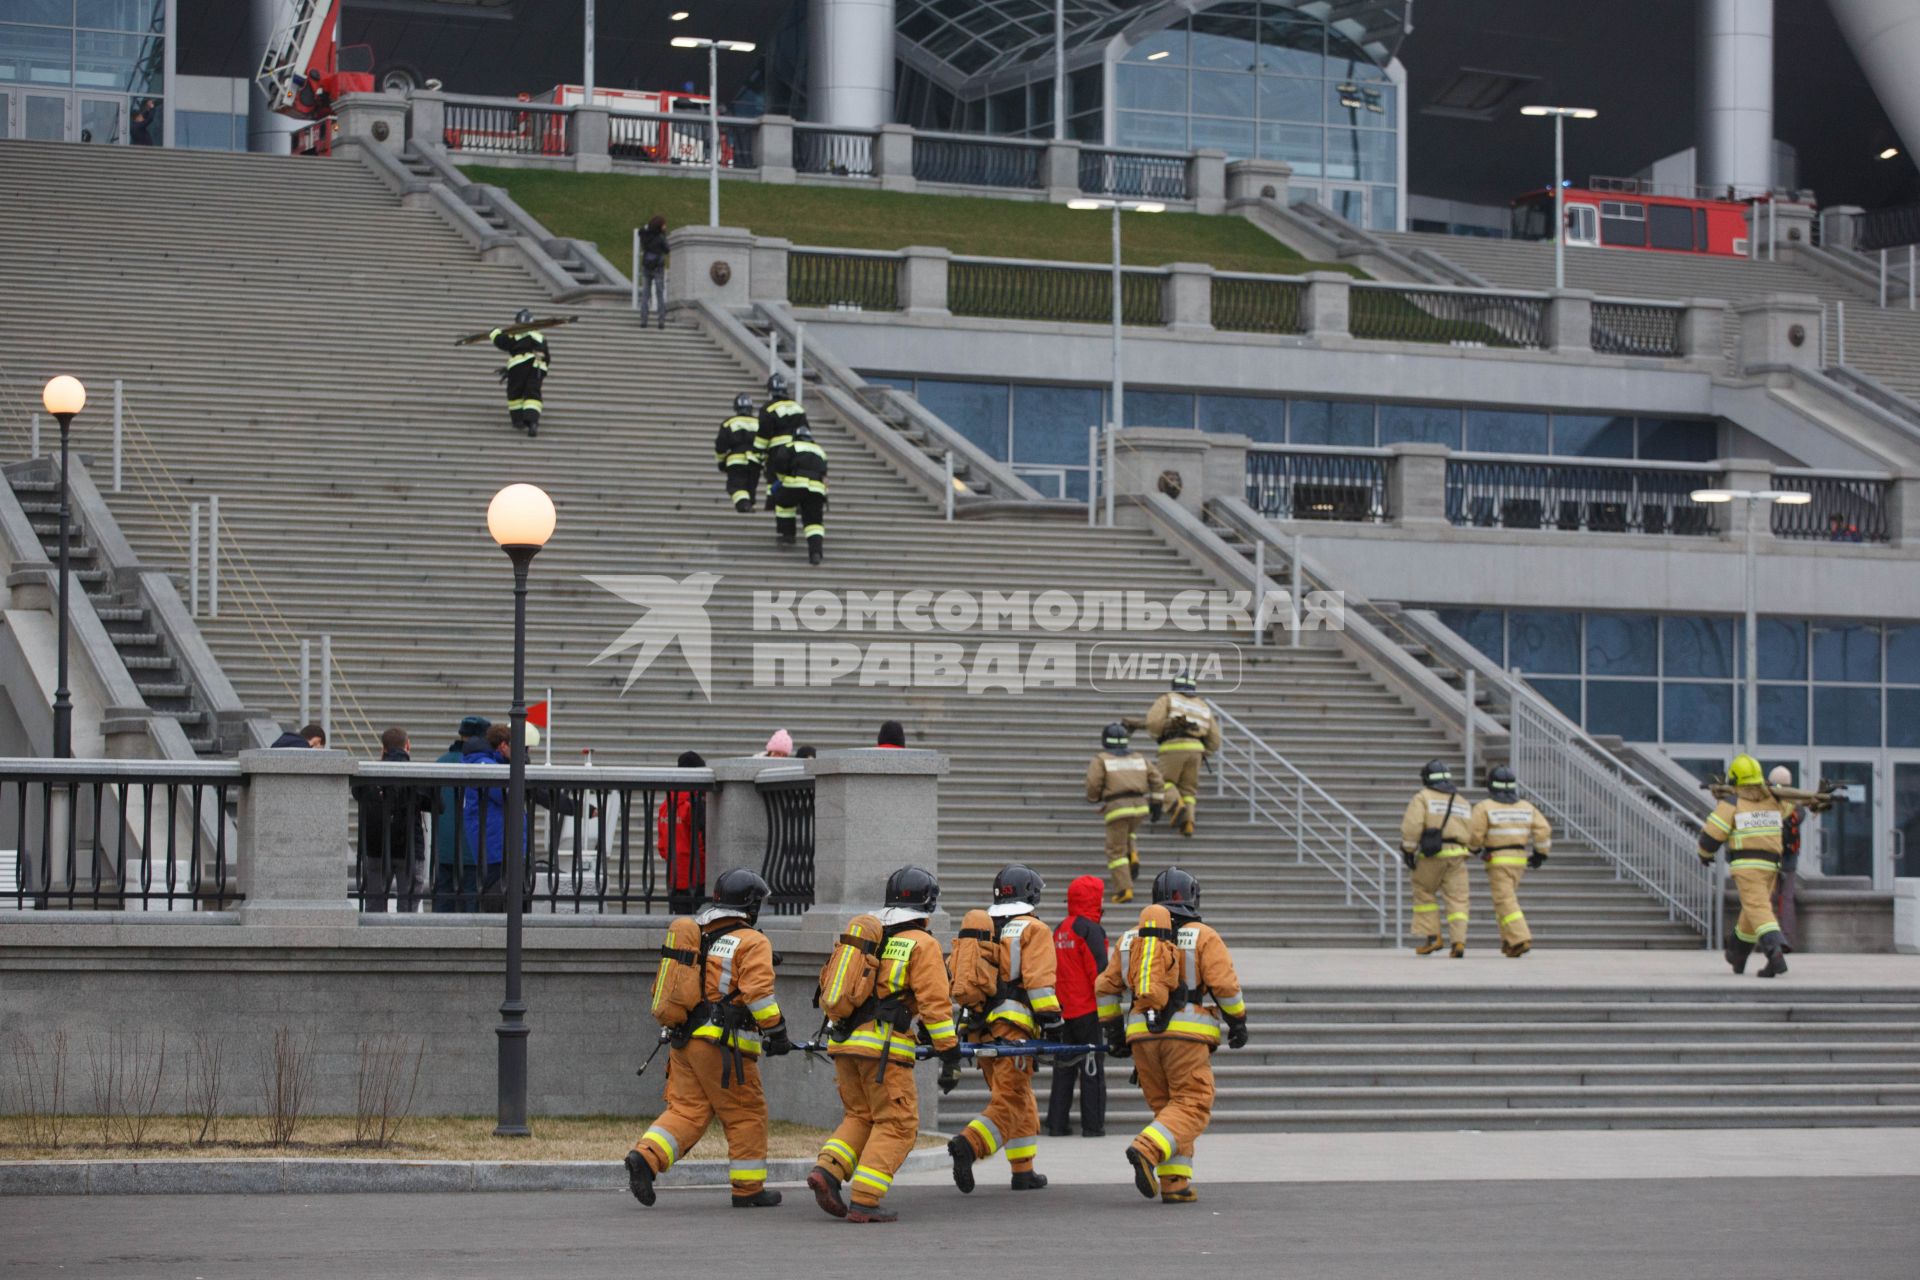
[1421,759,1454,791]
[513,308,535,325]
[767,372,789,398]
[794,422,814,441]
[883,865,939,914]
[733,392,755,415]
[991,864,1045,915]
[1151,867,1202,921]
[1102,721,1131,753]
[1487,765,1518,800]
[1728,754,1765,787]
[1171,672,1197,694]
[712,868,772,923]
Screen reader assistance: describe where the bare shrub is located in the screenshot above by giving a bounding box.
[352,1035,425,1149]
[6,1030,71,1149]
[83,1031,168,1149]
[184,1032,226,1145]
[86,1033,120,1145]
[259,1026,314,1147]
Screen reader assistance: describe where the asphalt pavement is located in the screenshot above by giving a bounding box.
[3,1177,1914,1280]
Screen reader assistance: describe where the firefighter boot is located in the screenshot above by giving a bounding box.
[1725,935,1755,975]
[1757,933,1789,978]
[1126,1145,1159,1200]
[806,1166,848,1219]
[1011,1171,1049,1191]
[1449,943,1466,958]
[624,1149,656,1207]
[948,1134,977,1194]
[732,1189,783,1208]
[1415,936,1447,955]
[808,537,823,566]
[1162,1187,1199,1204]
[735,497,753,513]
[847,1202,899,1224]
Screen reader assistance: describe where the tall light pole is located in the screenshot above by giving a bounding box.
[486,482,557,1137]
[1068,198,1163,524]
[1053,0,1066,141]
[671,36,757,227]
[583,0,595,104]
[41,376,85,758]
[1520,105,1598,290]
[1690,487,1810,753]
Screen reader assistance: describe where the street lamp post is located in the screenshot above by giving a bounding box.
[486,482,557,1137]
[1689,487,1811,753]
[41,376,86,758]
[1520,105,1598,290]
[1068,198,1164,525]
[671,36,757,227]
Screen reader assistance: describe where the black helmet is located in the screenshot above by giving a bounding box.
[733,392,755,415]
[1487,765,1518,800]
[514,308,535,325]
[1171,672,1197,694]
[1152,867,1201,921]
[767,372,789,398]
[991,864,1045,912]
[883,865,939,914]
[1102,721,1131,753]
[794,422,814,441]
[713,868,771,923]
[1421,759,1454,791]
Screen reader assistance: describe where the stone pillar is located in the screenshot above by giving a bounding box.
[758,115,796,183]
[572,106,612,173]
[1767,201,1816,251]
[1164,262,1214,333]
[1189,148,1227,214]
[875,123,916,192]
[1387,443,1451,528]
[801,749,946,939]
[1302,271,1351,339]
[1680,297,1728,363]
[899,245,952,315]
[1225,158,1291,206]
[1110,427,1216,518]
[1887,473,1920,547]
[707,757,804,879]
[748,236,792,305]
[1043,138,1082,203]
[408,91,446,148]
[1546,289,1594,353]
[666,225,757,311]
[1714,458,1779,542]
[237,748,357,925]
[331,94,407,151]
[1821,205,1864,252]
[1733,294,1824,374]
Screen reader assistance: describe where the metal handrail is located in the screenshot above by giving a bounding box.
[1207,701,1404,943]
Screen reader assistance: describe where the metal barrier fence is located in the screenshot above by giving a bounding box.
[1211,274,1308,335]
[1208,702,1402,941]
[609,110,758,169]
[1507,685,1718,943]
[794,127,877,178]
[913,133,1043,190]
[1079,147,1190,201]
[2,762,243,910]
[1446,457,1718,535]
[350,764,722,915]
[1856,201,1920,252]
[442,102,573,157]
[1770,471,1894,542]
[1244,447,1391,522]
[948,258,1165,325]
[789,249,902,311]
[1591,301,1684,357]
[756,770,815,916]
[1350,284,1548,348]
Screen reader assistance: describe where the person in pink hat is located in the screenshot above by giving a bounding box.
[760,730,794,758]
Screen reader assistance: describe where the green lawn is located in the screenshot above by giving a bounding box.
[462,166,1359,277]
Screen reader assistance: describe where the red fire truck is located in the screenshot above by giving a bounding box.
[256,0,375,156]
[546,85,733,166]
[1510,177,1796,258]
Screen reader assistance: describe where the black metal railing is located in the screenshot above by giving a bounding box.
[1,764,243,911]
[755,772,815,916]
[1446,459,1718,535]
[1079,148,1190,200]
[1592,301,1684,357]
[1245,449,1391,522]
[913,133,1043,189]
[349,766,713,915]
[788,250,902,311]
[794,127,877,178]
[1856,201,1920,252]
[1770,472,1893,542]
[1212,275,1308,335]
[949,259,1165,326]
[1350,285,1548,349]
[609,111,758,169]
[442,102,573,157]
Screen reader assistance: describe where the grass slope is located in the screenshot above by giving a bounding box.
[463,166,1358,276]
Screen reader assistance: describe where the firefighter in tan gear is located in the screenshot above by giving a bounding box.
[1698,754,1797,978]
[626,869,793,1209]
[1095,867,1245,1205]
[1124,673,1221,836]
[1400,759,1473,956]
[948,864,1063,1195]
[1087,722,1179,903]
[1466,766,1552,958]
[805,866,961,1224]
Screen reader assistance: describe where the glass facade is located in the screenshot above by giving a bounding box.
[0,0,163,143]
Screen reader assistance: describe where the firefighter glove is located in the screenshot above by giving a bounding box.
[1150,802,1164,823]
[936,1046,964,1095]
[1401,850,1417,872]
[763,1026,794,1057]
[1104,1021,1130,1059]
[1225,1016,1249,1050]
[1527,852,1548,870]
[1037,1006,1064,1031]
[1697,851,1716,866]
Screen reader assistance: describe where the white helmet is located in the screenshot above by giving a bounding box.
[1767,765,1793,788]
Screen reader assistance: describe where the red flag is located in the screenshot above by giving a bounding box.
[525,700,550,729]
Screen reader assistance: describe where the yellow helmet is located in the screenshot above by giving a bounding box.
[1727,754,1765,787]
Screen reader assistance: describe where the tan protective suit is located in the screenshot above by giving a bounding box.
[1095,918,1244,1199]
[1698,786,1794,946]
[815,923,958,1210]
[1087,751,1177,899]
[1126,694,1222,835]
[956,913,1061,1175]
[634,918,787,1197]
[1400,787,1473,948]
[1467,797,1553,948]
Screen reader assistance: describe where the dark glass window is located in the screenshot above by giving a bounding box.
[915,380,1007,460]
[1664,616,1734,678]
[1014,385,1102,465]
[1586,613,1657,676]
[1256,74,1321,123]
[1509,611,1579,675]
[1759,684,1808,745]
[1647,204,1695,251]
[1814,622,1880,683]
[1198,394,1285,442]
[1192,70,1255,118]
[1115,63,1188,113]
[1637,418,1717,461]
[1759,619,1808,680]
[1551,414,1634,458]
[1531,679,1582,723]
[1587,681,1657,741]
[1889,689,1920,749]
[1287,399,1373,446]
[1128,391,1194,429]
[1378,403,1461,449]
[1190,116,1255,156]
[1465,409,1549,455]
[1888,625,1920,684]
[1188,9,1258,69]
[1438,609,1504,665]
[1664,682,1732,743]
[1814,687,1882,747]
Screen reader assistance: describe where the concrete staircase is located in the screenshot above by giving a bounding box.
[940,981,1920,1132]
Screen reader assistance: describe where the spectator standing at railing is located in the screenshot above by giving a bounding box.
[464,725,512,910]
[353,727,434,913]
[433,716,490,912]
[658,750,709,913]
[1827,513,1863,543]
[638,215,669,330]
[270,723,326,748]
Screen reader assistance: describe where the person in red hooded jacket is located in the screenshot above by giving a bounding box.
[1044,874,1109,1137]
[657,750,708,913]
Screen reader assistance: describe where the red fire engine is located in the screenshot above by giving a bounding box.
[1511,177,1797,258]
[256,0,375,156]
